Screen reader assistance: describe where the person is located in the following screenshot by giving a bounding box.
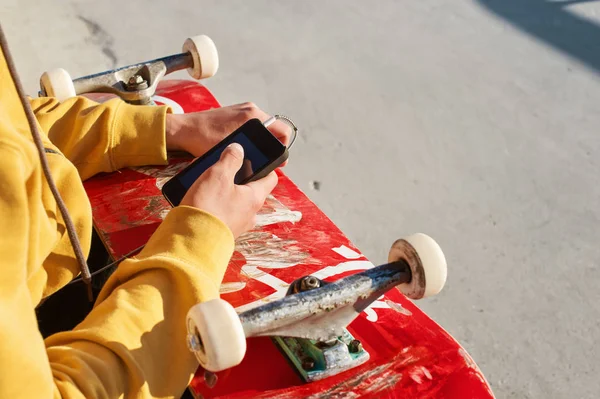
[0,25,291,398]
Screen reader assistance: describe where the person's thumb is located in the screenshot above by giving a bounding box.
[216,143,244,179]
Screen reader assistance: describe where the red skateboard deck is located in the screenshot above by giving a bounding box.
[83,80,494,399]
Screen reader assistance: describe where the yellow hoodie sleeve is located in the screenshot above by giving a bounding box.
[0,123,235,398]
[30,96,170,180]
[45,207,235,398]
[0,166,234,398]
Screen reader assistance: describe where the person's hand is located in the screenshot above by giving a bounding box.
[180,143,278,238]
[165,102,292,162]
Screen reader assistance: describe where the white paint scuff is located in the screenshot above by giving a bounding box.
[332,245,362,259]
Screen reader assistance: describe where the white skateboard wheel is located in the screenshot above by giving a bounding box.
[186,298,246,372]
[390,233,447,299]
[182,35,219,80]
[40,68,76,102]
[403,234,447,298]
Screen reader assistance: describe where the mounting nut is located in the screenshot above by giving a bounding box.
[126,74,148,91]
[301,357,316,371]
[348,339,363,353]
[287,275,327,295]
[300,276,321,291]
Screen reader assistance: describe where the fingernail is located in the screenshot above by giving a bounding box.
[227,143,244,156]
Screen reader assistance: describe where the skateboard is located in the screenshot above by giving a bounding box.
[41,35,494,398]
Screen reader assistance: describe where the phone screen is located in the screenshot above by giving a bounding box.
[178,133,270,188]
[162,118,288,206]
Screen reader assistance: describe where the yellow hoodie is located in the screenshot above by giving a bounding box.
[0,44,234,397]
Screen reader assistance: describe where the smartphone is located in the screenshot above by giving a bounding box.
[162,118,288,206]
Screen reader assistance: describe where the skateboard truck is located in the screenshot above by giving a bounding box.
[39,35,218,105]
[186,233,448,382]
[275,276,370,382]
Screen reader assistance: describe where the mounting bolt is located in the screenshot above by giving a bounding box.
[204,370,218,388]
[126,74,148,91]
[300,276,321,292]
[348,339,363,353]
[301,357,315,371]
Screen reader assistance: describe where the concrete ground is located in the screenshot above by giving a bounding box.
[2,1,599,397]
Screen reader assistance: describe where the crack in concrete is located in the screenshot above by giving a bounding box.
[77,15,118,68]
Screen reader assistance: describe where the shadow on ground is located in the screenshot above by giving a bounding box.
[477,0,600,73]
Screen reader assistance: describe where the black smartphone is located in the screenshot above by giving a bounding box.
[162,118,288,206]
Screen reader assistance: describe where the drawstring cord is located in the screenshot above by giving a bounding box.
[0,24,94,301]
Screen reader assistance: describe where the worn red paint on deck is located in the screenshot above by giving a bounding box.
[83,80,494,398]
